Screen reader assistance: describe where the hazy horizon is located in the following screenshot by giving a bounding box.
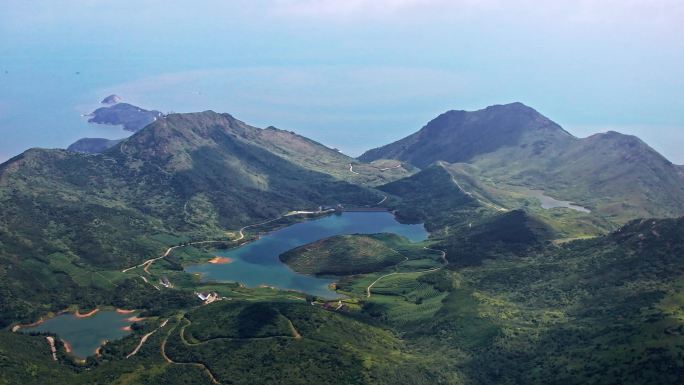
[1,0,683,163]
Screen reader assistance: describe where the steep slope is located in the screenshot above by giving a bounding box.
[357,216,684,385]
[220,122,414,186]
[377,163,484,229]
[450,216,684,384]
[360,102,574,168]
[440,209,554,267]
[361,103,684,224]
[473,130,684,222]
[0,111,380,269]
[0,111,382,324]
[547,132,684,219]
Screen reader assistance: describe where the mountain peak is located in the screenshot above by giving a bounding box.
[360,103,571,168]
[484,101,534,112]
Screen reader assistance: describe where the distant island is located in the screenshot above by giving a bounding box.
[67,96,163,153]
[87,102,163,132]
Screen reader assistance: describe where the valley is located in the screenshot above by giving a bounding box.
[1,104,683,384]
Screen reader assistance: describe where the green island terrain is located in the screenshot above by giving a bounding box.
[280,233,417,276]
[1,103,683,384]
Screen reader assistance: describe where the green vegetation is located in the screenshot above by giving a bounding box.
[378,163,485,229]
[1,107,683,384]
[361,102,684,225]
[0,111,385,327]
[349,217,684,384]
[439,209,554,267]
[162,300,438,385]
[280,233,412,275]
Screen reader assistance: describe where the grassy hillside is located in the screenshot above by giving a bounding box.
[472,130,684,223]
[439,209,554,267]
[2,105,683,384]
[280,233,413,275]
[251,126,415,186]
[0,112,384,265]
[0,111,384,326]
[360,103,684,225]
[164,300,438,385]
[359,102,574,168]
[355,216,684,384]
[1,213,682,384]
[378,163,485,230]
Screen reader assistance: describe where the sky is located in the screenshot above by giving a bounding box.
[1,0,683,162]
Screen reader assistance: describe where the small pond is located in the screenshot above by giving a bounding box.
[529,190,591,213]
[20,310,138,359]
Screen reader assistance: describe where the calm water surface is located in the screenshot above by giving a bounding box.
[21,311,136,358]
[530,190,591,213]
[186,212,428,298]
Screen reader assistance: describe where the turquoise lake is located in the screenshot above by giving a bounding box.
[185,212,428,298]
[21,311,136,359]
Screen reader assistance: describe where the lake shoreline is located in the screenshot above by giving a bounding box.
[14,308,140,360]
[186,211,428,298]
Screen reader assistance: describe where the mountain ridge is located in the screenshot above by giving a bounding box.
[360,103,684,224]
[359,102,575,167]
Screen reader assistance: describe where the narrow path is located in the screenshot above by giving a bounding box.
[160,319,222,385]
[234,215,288,242]
[126,330,157,358]
[125,319,168,358]
[376,195,388,205]
[366,248,447,298]
[377,163,402,171]
[348,163,360,175]
[178,318,297,346]
[286,317,302,339]
[450,177,507,212]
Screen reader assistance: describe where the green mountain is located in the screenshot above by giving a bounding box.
[360,102,574,167]
[361,103,684,224]
[2,111,383,267]
[2,104,683,385]
[449,216,684,384]
[0,110,385,325]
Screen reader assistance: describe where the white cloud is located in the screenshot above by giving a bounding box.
[271,0,684,31]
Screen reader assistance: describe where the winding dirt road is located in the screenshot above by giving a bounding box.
[125,318,168,358]
[366,247,447,298]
